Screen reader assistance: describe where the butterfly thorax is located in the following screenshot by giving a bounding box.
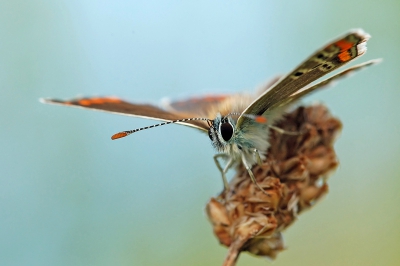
[208,113,270,166]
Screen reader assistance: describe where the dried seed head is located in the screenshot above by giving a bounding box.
[206,104,342,266]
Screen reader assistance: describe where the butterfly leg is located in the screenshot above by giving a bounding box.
[252,149,262,166]
[269,125,302,136]
[241,154,269,195]
[213,154,234,190]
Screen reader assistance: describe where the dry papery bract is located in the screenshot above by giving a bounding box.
[206,104,342,266]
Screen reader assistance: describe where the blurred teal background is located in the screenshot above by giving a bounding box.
[1,1,399,265]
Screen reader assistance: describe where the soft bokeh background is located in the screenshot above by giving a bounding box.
[1,1,399,265]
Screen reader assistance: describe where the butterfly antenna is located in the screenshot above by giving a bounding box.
[111,117,211,140]
[226,112,268,124]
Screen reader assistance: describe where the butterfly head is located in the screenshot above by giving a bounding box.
[207,112,272,165]
[208,113,237,151]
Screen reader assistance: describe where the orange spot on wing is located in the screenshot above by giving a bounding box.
[338,51,351,62]
[78,97,123,106]
[89,98,105,104]
[111,132,128,140]
[334,39,355,62]
[335,39,354,51]
[78,99,92,106]
[254,116,267,124]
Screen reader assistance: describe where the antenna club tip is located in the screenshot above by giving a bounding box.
[111,132,128,140]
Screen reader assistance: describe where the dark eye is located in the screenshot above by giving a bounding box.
[220,122,233,141]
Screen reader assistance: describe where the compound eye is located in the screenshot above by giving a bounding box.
[220,122,233,141]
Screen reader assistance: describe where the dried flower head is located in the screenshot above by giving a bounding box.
[206,104,342,266]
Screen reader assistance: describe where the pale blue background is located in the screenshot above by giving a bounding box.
[1,1,399,265]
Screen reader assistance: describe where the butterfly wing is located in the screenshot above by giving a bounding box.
[237,29,371,128]
[163,95,230,117]
[40,96,209,131]
[164,76,283,116]
[270,59,381,109]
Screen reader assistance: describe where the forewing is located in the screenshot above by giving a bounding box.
[270,59,381,109]
[237,29,370,128]
[164,94,229,118]
[41,96,209,131]
[164,77,283,117]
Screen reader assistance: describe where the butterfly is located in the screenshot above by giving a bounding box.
[41,29,380,193]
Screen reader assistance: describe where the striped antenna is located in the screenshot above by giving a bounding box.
[111,117,211,140]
